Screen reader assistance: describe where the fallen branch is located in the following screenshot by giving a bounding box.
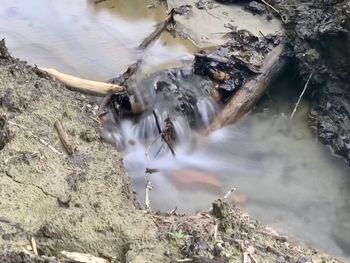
[40,67,124,96]
[204,44,288,134]
[54,119,74,155]
[290,70,314,119]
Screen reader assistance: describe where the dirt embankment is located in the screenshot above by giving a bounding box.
[277,0,350,163]
[0,39,342,262]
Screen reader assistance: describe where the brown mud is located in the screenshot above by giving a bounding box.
[0,39,342,262]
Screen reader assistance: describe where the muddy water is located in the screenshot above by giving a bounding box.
[0,0,349,262]
[123,74,350,261]
[0,0,197,80]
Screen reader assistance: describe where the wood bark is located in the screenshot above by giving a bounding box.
[204,44,288,134]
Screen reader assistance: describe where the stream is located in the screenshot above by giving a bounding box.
[1,0,349,261]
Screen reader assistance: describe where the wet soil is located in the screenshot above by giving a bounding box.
[275,0,350,163]
[0,41,342,262]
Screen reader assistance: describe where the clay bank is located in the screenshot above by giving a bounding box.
[0,0,349,263]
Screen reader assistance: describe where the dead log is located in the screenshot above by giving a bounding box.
[40,67,124,96]
[204,44,288,134]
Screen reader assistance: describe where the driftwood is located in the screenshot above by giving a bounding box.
[40,68,124,96]
[205,44,287,134]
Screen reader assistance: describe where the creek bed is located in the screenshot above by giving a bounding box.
[0,0,349,261]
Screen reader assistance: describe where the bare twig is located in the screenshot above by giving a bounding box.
[170,207,178,215]
[54,120,74,155]
[7,121,63,155]
[145,180,152,211]
[214,219,219,241]
[290,70,314,119]
[145,117,177,158]
[260,0,280,14]
[30,236,38,256]
[152,110,162,134]
[222,187,237,201]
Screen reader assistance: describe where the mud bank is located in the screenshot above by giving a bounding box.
[276,0,350,163]
[0,40,342,262]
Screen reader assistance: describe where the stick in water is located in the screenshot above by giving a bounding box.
[290,70,314,119]
[145,180,152,211]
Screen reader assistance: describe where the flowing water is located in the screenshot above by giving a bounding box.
[1,0,349,261]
